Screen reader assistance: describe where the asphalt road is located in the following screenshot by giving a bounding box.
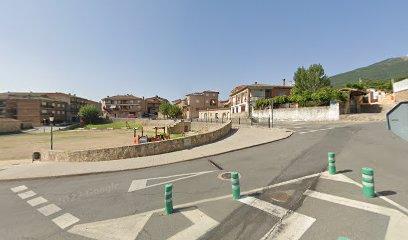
[0,121,407,240]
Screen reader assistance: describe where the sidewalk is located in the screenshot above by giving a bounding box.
[0,127,292,180]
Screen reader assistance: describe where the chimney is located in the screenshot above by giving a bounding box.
[282,79,286,86]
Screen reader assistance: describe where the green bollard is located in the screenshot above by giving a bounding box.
[362,167,375,198]
[328,152,336,175]
[231,172,240,200]
[164,184,173,214]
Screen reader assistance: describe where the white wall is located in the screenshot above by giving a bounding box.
[393,79,408,93]
[252,103,340,121]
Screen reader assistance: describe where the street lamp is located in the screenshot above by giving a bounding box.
[49,115,54,150]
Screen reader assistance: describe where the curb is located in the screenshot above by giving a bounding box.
[0,131,293,182]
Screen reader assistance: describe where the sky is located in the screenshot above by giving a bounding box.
[1,0,407,102]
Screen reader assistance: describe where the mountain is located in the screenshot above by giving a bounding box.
[330,56,408,88]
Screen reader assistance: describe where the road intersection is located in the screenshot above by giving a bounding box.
[0,122,407,239]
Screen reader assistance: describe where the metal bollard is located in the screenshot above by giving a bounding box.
[362,167,375,198]
[328,152,336,175]
[231,172,240,200]
[164,184,173,214]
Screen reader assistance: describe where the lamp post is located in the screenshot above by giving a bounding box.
[49,115,54,150]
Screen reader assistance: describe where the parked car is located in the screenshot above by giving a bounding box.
[127,114,137,118]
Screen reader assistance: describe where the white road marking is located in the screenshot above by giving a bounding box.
[18,190,36,199]
[261,212,316,240]
[37,203,62,216]
[67,173,320,239]
[239,196,315,240]
[68,211,153,240]
[168,209,219,240]
[128,170,216,192]
[320,172,408,215]
[304,190,408,240]
[320,171,361,187]
[52,213,80,229]
[128,179,147,192]
[239,196,287,218]
[27,196,48,207]
[11,185,28,193]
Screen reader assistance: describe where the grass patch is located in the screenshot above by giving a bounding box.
[85,122,143,129]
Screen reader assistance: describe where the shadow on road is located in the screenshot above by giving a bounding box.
[376,190,397,197]
[337,169,352,174]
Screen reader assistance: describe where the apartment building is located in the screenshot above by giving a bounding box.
[145,95,169,116]
[101,95,145,118]
[45,92,100,122]
[230,82,292,117]
[0,93,67,126]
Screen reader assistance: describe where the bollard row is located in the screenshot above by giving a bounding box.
[327,152,376,198]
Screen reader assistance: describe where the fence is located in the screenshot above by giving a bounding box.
[190,117,272,128]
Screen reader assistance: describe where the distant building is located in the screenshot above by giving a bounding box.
[175,90,219,119]
[0,92,67,126]
[393,78,408,102]
[44,92,99,122]
[145,95,169,116]
[101,95,145,118]
[230,81,292,117]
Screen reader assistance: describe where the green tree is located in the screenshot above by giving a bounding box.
[168,105,182,119]
[293,64,331,94]
[159,102,172,118]
[254,98,270,110]
[79,105,100,124]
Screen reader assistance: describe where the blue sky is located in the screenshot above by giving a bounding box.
[1,0,407,102]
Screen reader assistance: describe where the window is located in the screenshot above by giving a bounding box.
[196,100,200,103]
[52,110,55,114]
[213,93,216,97]
[41,110,47,114]
[210,99,216,106]
[206,100,209,104]
[42,102,46,106]
[206,93,209,96]
[57,104,60,107]
[52,103,55,107]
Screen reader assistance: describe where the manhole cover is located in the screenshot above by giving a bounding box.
[268,190,295,202]
[217,172,241,181]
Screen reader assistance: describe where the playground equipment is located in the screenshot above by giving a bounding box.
[133,126,170,144]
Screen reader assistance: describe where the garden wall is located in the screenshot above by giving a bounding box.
[252,103,339,121]
[41,121,232,162]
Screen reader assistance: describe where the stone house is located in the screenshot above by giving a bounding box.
[173,90,219,119]
[145,95,168,116]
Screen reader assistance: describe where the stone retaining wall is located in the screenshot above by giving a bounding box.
[42,121,232,162]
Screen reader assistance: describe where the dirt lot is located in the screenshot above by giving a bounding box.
[0,129,183,162]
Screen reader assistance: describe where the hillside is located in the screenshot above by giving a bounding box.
[330,56,408,88]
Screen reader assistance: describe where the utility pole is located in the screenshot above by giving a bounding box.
[269,99,274,128]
